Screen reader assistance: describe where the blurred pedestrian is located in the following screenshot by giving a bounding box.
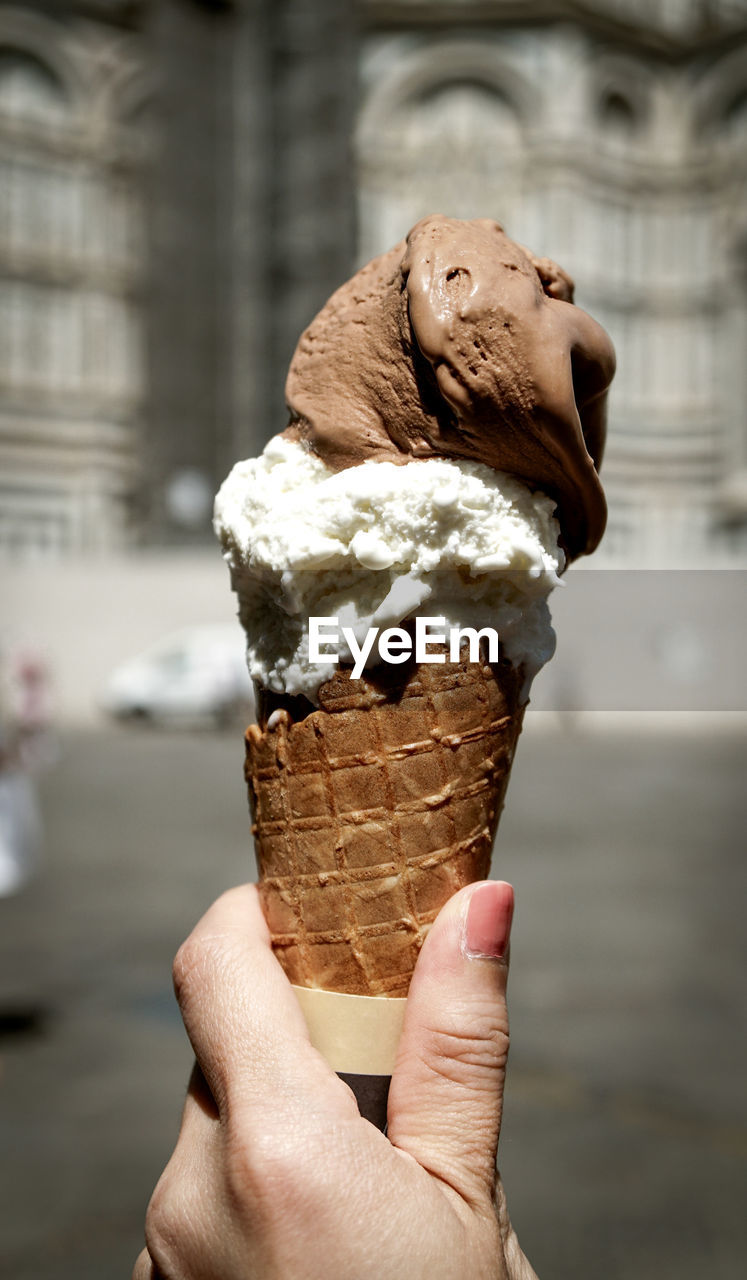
[0,646,54,896]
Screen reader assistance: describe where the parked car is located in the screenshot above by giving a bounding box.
[101,625,254,727]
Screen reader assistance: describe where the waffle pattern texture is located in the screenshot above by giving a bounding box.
[245,646,525,996]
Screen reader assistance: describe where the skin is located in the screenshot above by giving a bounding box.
[133,881,538,1280]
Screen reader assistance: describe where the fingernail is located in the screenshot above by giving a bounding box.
[463,881,514,959]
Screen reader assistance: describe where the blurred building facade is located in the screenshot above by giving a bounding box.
[0,2,150,554]
[1,0,746,563]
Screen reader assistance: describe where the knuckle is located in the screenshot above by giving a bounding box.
[225,1118,301,1208]
[144,1170,181,1274]
[223,1114,334,1232]
[131,1249,151,1280]
[172,932,217,1008]
[422,1006,510,1088]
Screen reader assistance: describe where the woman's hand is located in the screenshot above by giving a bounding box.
[133,880,537,1279]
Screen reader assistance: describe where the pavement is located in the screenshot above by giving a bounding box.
[0,719,745,1279]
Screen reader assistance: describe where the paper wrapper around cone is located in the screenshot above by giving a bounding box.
[244,641,526,1003]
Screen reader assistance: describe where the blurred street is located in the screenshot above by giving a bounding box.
[0,719,745,1280]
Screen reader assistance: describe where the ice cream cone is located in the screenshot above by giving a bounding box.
[216,215,614,1114]
[245,641,525,997]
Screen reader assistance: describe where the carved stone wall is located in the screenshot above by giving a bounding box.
[2,0,745,563]
[0,0,358,555]
[0,4,150,555]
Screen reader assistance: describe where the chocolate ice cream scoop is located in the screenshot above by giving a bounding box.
[284,214,615,560]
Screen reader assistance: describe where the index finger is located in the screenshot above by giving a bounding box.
[172,884,347,1119]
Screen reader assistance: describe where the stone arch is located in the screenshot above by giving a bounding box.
[599,86,638,132]
[0,7,88,120]
[590,54,653,137]
[0,47,67,121]
[356,39,536,150]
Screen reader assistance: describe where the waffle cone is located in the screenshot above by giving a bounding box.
[245,643,526,997]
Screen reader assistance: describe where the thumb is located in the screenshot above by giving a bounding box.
[387,880,514,1203]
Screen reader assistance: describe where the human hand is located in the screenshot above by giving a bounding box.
[133,881,537,1280]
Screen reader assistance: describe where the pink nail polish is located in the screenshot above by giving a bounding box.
[463,881,514,959]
